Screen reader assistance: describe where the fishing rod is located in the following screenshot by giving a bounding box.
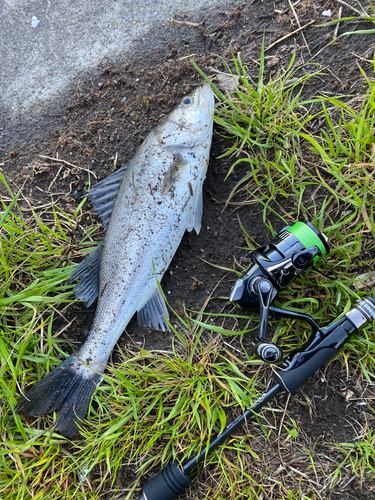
[138,221,375,500]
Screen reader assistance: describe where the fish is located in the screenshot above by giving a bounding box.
[16,84,215,438]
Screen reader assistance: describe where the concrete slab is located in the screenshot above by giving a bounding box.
[0,0,233,138]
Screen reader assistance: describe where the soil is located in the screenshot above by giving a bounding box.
[1,0,375,499]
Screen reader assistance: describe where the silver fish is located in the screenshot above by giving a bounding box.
[16,84,214,438]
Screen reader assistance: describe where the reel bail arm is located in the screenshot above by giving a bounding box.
[230,221,329,363]
[251,277,283,363]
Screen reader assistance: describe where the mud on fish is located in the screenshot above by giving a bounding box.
[16,84,215,438]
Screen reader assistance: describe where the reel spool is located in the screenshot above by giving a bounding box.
[230,221,329,364]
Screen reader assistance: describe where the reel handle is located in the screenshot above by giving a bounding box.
[253,278,273,342]
[254,305,322,364]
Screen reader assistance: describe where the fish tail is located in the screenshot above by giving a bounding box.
[15,355,102,438]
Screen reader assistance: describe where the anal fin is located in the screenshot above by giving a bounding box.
[69,243,102,307]
[137,288,170,331]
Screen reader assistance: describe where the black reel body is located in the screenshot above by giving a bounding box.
[230,221,329,363]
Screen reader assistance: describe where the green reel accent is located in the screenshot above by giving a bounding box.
[287,221,327,261]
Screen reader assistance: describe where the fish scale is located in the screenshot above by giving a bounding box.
[16,84,215,438]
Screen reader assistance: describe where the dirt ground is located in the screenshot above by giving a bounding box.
[1,0,375,499]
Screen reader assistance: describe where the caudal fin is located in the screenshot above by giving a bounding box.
[16,355,102,438]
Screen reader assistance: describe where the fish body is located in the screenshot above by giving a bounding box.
[16,84,214,438]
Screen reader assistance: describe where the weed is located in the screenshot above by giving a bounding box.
[322,1,375,36]
[0,179,100,499]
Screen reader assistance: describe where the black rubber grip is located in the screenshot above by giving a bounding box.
[273,319,356,393]
[273,347,338,392]
[139,462,191,500]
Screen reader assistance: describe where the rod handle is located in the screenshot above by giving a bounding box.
[139,462,191,500]
[273,318,354,392]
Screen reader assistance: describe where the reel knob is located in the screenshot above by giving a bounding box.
[255,342,282,364]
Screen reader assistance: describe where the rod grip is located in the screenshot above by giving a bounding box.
[273,318,355,393]
[139,462,191,500]
[273,347,338,392]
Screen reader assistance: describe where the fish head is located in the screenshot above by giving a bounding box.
[158,84,214,150]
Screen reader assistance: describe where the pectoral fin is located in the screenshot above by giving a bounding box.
[186,182,203,234]
[137,288,170,331]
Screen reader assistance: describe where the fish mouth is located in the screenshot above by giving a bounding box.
[197,84,215,115]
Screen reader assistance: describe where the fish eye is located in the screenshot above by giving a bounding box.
[182,97,193,106]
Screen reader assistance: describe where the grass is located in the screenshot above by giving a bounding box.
[0,176,102,499]
[193,49,320,210]
[329,427,375,486]
[1,42,375,500]
[322,0,375,36]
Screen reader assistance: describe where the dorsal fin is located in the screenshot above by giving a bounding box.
[69,164,128,306]
[87,163,128,229]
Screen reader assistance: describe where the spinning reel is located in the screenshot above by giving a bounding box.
[229,221,330,364]
[138,220,375,500]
